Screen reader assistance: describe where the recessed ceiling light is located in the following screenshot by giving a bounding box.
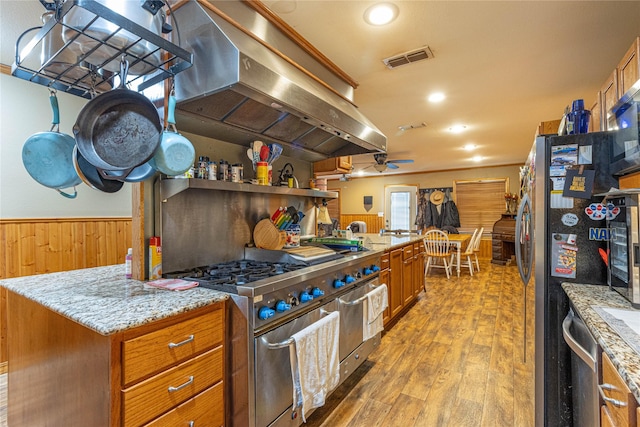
[463,143,477,151]
[449,124,467,133]
[428,92,445,103]
[364,3,399,26]
[472,155,483,162]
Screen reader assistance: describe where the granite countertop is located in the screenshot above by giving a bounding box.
[355,233,425,251]
[0,265,228,336]
[562,283,640,403]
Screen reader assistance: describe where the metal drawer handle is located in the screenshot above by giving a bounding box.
[189,422,194,427]
[168,376,194,392]
[168,334,194,349]
[598,383,627,407]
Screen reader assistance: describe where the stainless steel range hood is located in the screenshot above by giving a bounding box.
[171,1,386,162]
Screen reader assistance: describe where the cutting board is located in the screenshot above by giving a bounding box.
[253,219,286,250]
[282,245,336,261]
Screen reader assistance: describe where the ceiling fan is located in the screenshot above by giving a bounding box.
[359,153,415,172]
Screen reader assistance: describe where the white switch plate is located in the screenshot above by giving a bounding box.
[378,212,384,217]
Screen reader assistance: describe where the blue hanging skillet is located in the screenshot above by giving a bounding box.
[22,89,81,199]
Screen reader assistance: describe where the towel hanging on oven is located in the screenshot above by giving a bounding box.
[289,311,340,422]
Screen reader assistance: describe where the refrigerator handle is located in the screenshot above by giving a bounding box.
[515,193,533,286]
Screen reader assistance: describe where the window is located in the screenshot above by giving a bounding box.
[454,178,509,234]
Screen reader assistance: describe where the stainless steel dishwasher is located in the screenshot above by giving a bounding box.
[562,306,600,427]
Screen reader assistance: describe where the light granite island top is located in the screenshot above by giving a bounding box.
[0,264,228,335]
[354,232,425,251]
[562,283,640,403]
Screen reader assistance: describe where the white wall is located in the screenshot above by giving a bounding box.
[0,73,132,218]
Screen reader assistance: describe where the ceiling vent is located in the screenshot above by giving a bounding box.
[383,46,434,69]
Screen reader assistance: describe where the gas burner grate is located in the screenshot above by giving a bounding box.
[165,260,308,291]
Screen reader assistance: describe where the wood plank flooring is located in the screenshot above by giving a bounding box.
[306,260,535,427]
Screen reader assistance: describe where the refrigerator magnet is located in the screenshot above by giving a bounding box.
[551,233,577,278]
[562,168,595,199]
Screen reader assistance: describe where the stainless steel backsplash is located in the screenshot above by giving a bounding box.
[160,188,318,273]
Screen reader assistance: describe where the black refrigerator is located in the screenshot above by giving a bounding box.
[517,131,618,426]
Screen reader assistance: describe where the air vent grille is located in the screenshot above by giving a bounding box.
[383,46,434,69]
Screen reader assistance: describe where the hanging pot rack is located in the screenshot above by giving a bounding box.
[11,0,192,99]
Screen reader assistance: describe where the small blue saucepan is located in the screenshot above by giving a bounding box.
[150,94,195,176]
[22,90,81,199]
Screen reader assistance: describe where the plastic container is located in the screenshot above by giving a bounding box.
[125,248,132,279]
[149,236,162,280]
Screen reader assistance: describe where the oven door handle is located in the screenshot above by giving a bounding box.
[338,293,367,307]
[262,309,335,349]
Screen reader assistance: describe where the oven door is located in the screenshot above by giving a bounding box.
[607,195,639,302]
[254,300,338,427]
[335,278,380,361]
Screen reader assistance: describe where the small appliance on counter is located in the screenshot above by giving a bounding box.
[601,188,640,308]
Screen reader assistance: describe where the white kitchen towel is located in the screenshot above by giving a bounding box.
[363,284,388,341]
[289,311,340,422]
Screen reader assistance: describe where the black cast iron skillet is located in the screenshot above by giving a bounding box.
[73,60,161,181]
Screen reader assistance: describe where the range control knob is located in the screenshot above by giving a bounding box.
[345,275,356,284]
[333,278,345,288]
[371,264,381,272]
[363,267,373,275]
[258,306,276,320]
[300,292,314,303]
[276,300,292,312]
[311,287,325,297]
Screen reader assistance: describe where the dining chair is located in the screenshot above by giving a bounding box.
[455,228,480,276]
[472,227,484,272]
[423,229,453,280]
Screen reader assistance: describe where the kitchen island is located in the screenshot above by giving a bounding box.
[562,283,640,424]
[0,265,228,426]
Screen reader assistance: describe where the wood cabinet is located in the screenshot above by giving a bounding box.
[382,240,424,328]
[313,156,352,175]
[412,242,424,297]
[618,37,640,98]
[590,93,602,132]
[601,70,619,131]
[7,292,225,426]
[600,351,639,427]
[388,248,404,318]
[379,253,391,326]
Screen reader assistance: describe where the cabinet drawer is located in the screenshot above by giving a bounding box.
[123,308,223,385]
[123,346,224,426]
[380,253,390,270]
[601,352,638,427]
[143,381,224,427]
[403,245,413,260]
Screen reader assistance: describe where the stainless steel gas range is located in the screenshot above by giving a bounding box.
[169,248,383,427]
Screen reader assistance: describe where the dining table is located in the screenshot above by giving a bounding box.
[424,233,472,277]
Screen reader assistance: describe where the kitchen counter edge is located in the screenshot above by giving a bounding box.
[562,283,640,403]
[0,265,229,336]
[356,233,425,251]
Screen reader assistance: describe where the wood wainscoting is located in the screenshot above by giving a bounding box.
[0,217,132,367]
[0,217,132,279]
[339,214,385,234]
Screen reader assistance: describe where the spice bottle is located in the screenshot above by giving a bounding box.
[125,248,132,279]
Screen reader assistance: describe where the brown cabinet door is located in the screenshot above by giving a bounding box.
[379,267,390,326]
[601,70,619,130]
[589,94,602,132]
[402,245,414,305]
[618,37,640,97]
[389,249,403,317]
[413,243,424,297]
